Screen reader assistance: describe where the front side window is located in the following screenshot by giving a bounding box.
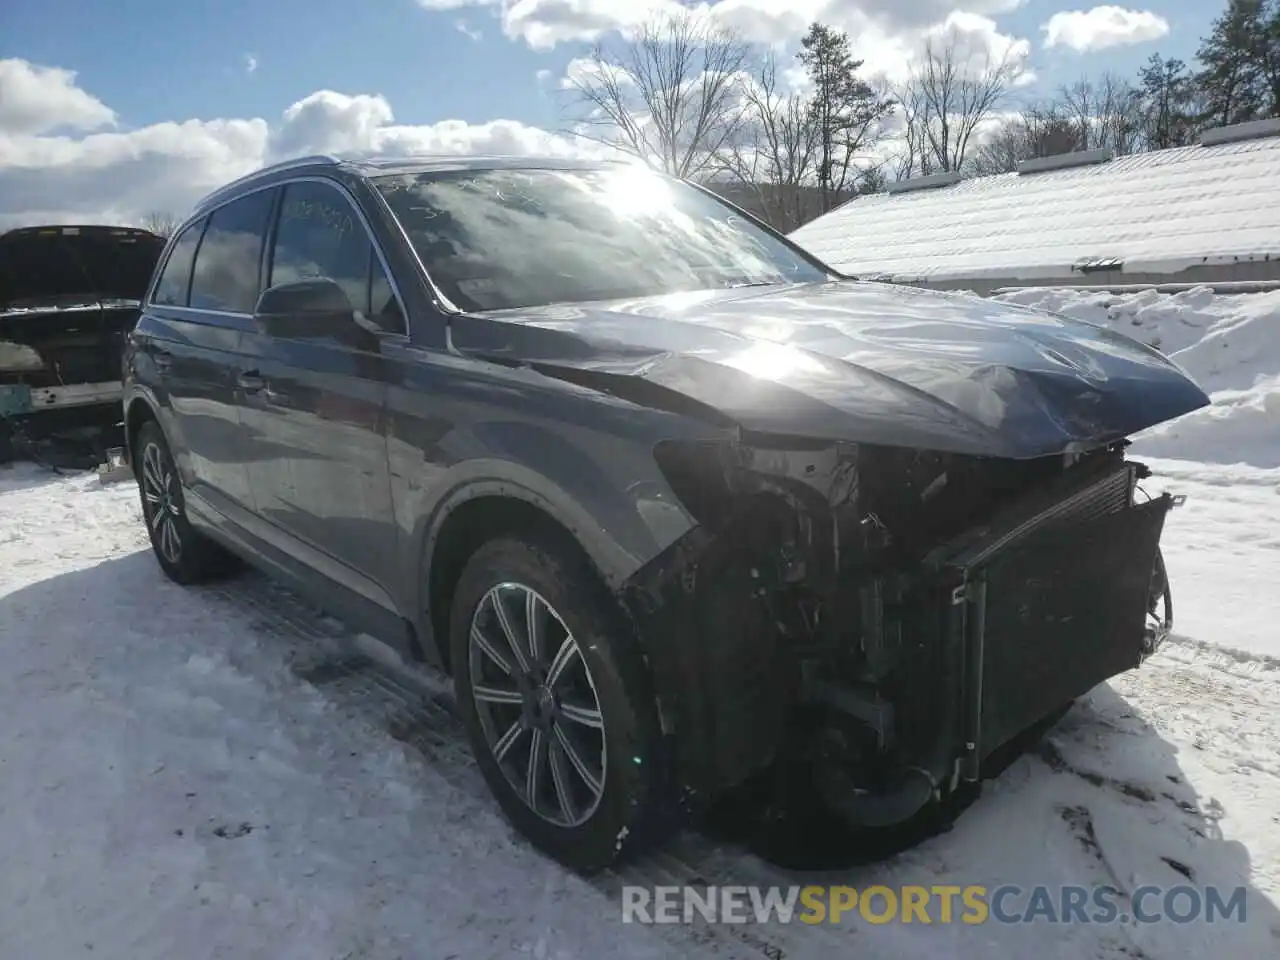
[152,218,205,307]
[372,165,830,313]
[189,190,274,313]
[268,180,403,334]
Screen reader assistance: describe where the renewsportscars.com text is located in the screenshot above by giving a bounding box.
[621,884,1249,926]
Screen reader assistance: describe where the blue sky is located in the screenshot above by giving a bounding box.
[1,0,1219,134]
[0,0,570,132]
[0,0,1229,226]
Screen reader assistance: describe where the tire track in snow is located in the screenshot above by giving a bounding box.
[209,572,859,960]
[204,570,1280,960]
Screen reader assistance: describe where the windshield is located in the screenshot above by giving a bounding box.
[373,165,830,312]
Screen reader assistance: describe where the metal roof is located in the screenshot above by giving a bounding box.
[788,124,1280,282]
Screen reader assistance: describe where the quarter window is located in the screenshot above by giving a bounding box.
[189,189,274,313]
[269,180,403,333]
[151,218,205,307]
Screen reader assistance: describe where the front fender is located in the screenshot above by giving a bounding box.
[122,383,177,457]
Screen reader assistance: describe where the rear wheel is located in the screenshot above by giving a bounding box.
[448,533,675,872]
[135,420,238,584]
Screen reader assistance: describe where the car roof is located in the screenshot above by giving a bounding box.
[191,153,631,216]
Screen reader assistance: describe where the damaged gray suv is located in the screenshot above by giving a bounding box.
[123,154,1208,871]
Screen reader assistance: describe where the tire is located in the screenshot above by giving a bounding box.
[134,420,238,584]
[449,533,675,872]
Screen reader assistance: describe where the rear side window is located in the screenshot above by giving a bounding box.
[189,189,274,313]
[269,180,402,333]
[152,218,205,306]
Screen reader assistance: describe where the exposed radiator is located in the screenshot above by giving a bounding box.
[930,457,1170,777]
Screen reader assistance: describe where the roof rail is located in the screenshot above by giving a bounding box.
[885,170,963,194]
[1017,147,1113,175]
[192,154,342,212]
[1199,117,1280,147]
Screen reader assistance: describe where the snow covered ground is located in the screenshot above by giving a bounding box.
[1,287,1278,959]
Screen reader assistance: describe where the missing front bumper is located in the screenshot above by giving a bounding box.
[622,446,1177,820]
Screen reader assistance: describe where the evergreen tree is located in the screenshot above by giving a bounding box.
[797,23,894,213]
[1195,0,1268,126]
[1261,0,1280,114]
[1138,55,1197,148]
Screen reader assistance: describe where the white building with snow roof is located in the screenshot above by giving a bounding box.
[788,118,1280,296]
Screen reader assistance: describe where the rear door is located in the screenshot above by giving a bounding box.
[238,178,404,606]
[137,189,275,515]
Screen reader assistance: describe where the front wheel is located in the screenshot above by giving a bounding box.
[134,420,238,584]
[448,533,675,872]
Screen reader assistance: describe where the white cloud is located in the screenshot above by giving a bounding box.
[269,89,598,160]
[0,59,117,135]
[928,11,1034,86]
[551,6,1030,89]
[559,55,637,90]
[455,19,484,40]
[1042,6,1170,53]
[244,53,259,74]
[0,59,598,229]
[415,0,1026,51]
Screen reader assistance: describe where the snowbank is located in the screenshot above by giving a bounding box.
[992,286,1280,469]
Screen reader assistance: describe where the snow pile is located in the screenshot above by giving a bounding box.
[992,286,1280,469]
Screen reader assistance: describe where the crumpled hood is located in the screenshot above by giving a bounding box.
[0,225,164,312]
[449,279,1212,458]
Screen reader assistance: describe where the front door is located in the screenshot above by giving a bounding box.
[239,178,405,608]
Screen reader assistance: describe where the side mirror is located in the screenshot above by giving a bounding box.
[253,277,378,351]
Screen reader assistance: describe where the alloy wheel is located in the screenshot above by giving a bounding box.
[140,441,183,565]
[468,582,607,828]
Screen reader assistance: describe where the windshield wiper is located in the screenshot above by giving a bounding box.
[724,280,786,289]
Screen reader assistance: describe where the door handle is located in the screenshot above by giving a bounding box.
[237,371,266,393]
[152,349,172,372]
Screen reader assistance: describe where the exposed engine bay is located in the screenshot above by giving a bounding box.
[1,225,164,469]
[620,435,1176,831]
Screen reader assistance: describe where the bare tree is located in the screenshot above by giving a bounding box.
[969,103,1085,175]
[894,36,1024,178]
[891,82,929,181]
[561,10,753,179]
[716,52,823,231]
[1059,73,1144,154]
[139,211,180,237]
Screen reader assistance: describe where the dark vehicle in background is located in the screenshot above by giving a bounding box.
[0,224,165,465]
[122,154,1206,872]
